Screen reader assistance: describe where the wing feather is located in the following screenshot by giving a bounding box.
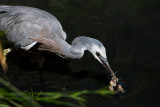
[0,5,67,48]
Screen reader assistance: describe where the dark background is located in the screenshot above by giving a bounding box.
[0,0,160,107]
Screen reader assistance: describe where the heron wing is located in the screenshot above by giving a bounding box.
[0,5,67,48]
[30,36,62,54]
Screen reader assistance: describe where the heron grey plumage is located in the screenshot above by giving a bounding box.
[0,5,124,92]
[0,5,107,64]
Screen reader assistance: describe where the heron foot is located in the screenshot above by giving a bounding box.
[3,48,11,56]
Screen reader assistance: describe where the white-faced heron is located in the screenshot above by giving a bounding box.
[0,5,124,92]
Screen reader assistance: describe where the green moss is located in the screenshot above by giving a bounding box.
[0,30,6,38]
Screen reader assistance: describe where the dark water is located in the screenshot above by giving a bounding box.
[2,50,113,107]
[0,0,160,107]
[0,49,159,107]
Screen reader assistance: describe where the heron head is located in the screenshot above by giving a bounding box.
[72,36,113,74]
[87,41,108,66]
[87,41,114,76]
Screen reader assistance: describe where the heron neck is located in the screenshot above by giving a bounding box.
[60,40,87,59]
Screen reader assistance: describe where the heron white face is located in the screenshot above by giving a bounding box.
[89,44,114,77]
[89,44,107,64]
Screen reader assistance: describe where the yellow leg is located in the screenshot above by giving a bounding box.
[1,49,11,71]
[0,41,11,72]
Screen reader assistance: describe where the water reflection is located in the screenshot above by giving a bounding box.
[4,49,110,92]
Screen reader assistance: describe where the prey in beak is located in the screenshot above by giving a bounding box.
[96,52,125,93]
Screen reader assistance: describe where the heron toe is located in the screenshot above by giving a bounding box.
[3,48,11,56]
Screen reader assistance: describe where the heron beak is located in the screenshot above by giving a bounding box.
[98,55,115,77]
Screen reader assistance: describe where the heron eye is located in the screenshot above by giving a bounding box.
[96,52,100,56]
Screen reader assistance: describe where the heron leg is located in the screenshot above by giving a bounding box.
[39,56,45,70]
[0,48,11,72]
[38,56,45,83]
